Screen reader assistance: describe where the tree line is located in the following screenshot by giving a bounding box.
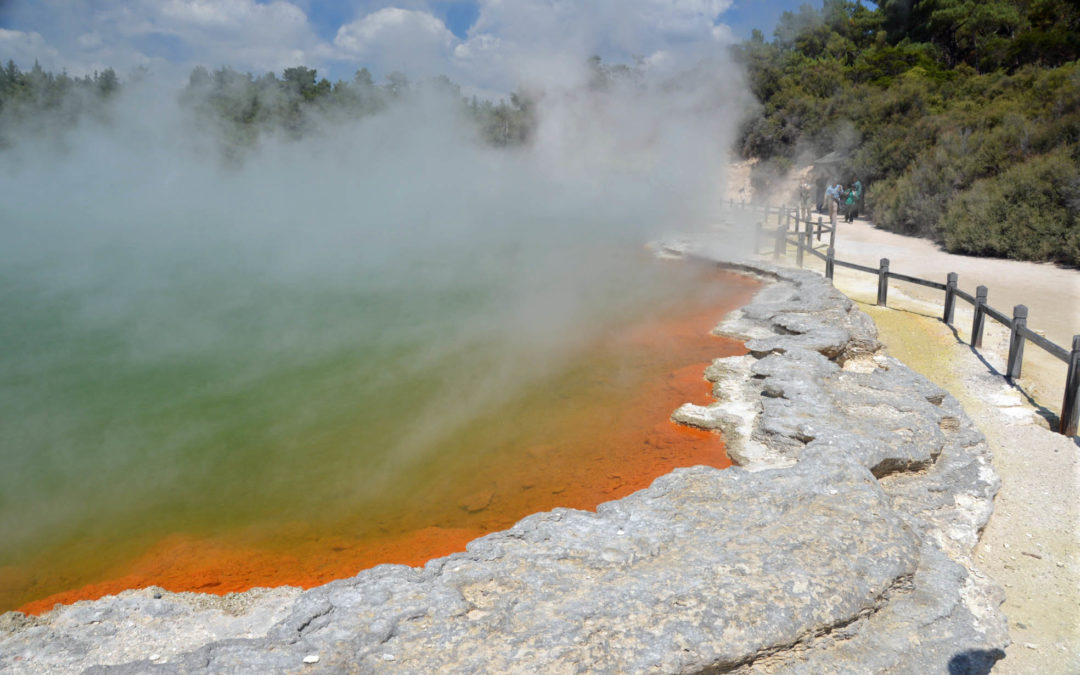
[0,60,121,148]
[0,60,537,157]
[178,65,537,158]
[0,54,672,161]
[734,0,1080,265]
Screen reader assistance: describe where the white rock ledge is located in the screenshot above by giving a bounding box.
[0,253,1008,674]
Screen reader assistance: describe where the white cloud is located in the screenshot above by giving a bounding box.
[333,7,456,77]
[0,0,324,79]
[76,32,104,50]
[0,0,743,91]
[452,0,737,90]
[468,0,734,52]
[0,28,66,72]
[151,0,310,40]
[711,23,736,44]
[123,0,321,73]
[335,8,454,53]
[157,0,297,29]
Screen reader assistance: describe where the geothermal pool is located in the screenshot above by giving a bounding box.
[0,259,756,615]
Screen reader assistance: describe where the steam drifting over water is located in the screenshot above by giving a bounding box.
[0,57,750,609]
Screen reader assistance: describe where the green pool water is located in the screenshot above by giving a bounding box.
[0,232,733,611]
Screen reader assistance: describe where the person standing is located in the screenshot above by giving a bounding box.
[844,185,856,222]
[825,182,841,227]
[852,179,863,219]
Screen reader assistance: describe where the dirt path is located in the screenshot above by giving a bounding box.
[829,217,1079,416]
[751,215,1080,673]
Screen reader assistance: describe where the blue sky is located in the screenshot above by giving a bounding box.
[0,1,828,92]
[722,0,805,40]
[293,1,797,43]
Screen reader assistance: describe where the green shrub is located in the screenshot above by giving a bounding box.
[734,2,1080,264]
[941,147,1080,265]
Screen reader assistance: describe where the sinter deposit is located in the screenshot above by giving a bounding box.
[0,256,1007,673]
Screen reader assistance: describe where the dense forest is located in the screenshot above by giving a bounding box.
[735,0,1080,265]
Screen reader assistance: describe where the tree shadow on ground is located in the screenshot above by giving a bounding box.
[937,320,1065,433]
[879,303,1063,431]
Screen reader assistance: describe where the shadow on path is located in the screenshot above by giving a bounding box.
[948,648,1006,674]
[880,304,1063,432]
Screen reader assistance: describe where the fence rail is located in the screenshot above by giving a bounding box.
[888,271,947,291]
[983,304,1011,327]
[725,199,1080,437]
[833,259,877,274]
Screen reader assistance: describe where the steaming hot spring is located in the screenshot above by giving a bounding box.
[0,95,751,613]
[1,245,755,613]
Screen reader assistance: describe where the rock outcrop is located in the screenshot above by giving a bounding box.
[0,256,1007,674]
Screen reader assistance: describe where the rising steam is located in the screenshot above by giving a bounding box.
[0,53,750,608]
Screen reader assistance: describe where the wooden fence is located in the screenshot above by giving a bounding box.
[725,199,1080,437]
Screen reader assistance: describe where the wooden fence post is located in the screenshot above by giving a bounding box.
[876,258,890,306]
[817,216,823,242]
[753,221,762,254]
[971,286,988,348]
[773,220,785,260]
[826,247,835,280]
[1006,304,1028,380]
[1060,335,1080,436]
[828,218,836,249]
[943,272,958,324]
[796,228,805,267]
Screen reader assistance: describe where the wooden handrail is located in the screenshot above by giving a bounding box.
[723,201,1080,437]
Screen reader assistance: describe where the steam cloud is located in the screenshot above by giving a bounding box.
[0,46,751,601]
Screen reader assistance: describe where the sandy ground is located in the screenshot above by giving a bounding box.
[747,211,1080,673]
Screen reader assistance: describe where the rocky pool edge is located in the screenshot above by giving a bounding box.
[0,251,1009,674]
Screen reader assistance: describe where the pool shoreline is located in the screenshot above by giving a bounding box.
[0,252,1008,673]
[8,268,758,617]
